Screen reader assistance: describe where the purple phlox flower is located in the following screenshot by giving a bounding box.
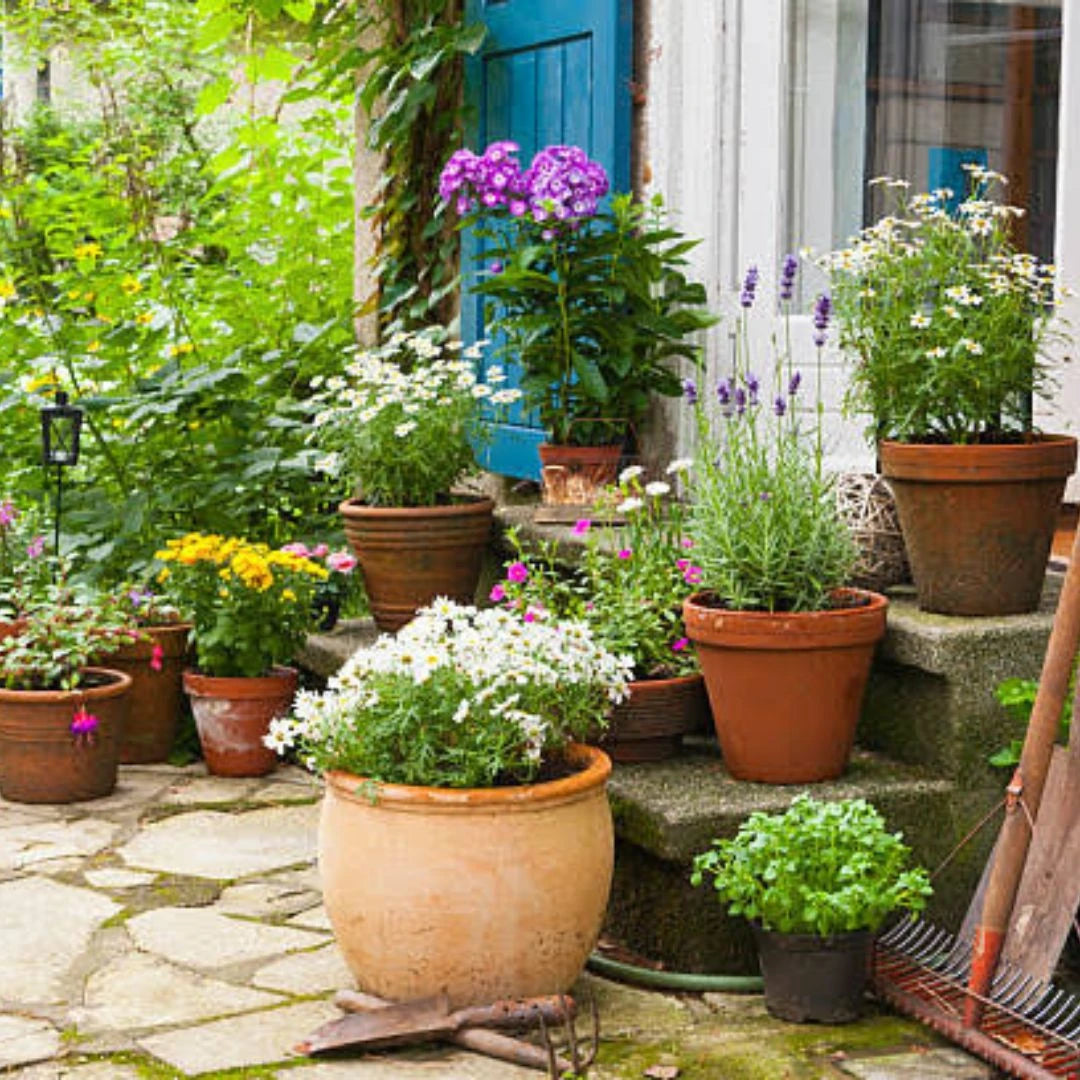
[773,395,787,417]
[671,637,690,652]
[716,378,731,405]
[617,548,633,560]
[70,706,99,738]
[439,141,528,216]
[813,292,832,347]
[740,265,760,308]
[523,145,609,226]
[746,373,760,406]
[683,565,704,585]
[734,387,747,416]
[682,377,698,405]
[489,583,506,602]
[506,561,529,584]
[0,501,16,528]
[573,519,591,536]
[488,259,504,275]
[788,371,802,397]
[26,535,45,559]
[779,253,799,301]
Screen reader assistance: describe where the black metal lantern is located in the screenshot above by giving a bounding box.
[40,390,84,559]
[41,391,83,467]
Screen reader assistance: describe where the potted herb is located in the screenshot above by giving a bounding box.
[0,587,135,803]
[98,587,191,764]
[155,532,328,776]
[692,795,932,1023]
[309,328,520,631]
[825,169,1076,616]
[0,498,52,634]
[496,461,708,761]
[266,599,632,1007]
[440,142,716,505]
[683,258,887,784]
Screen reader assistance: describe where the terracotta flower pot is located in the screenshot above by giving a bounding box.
[319,743,614,1008]
[538,443,622,507]
[683,590,888,783]
[182,666,297,777]
[100,622,192,764]
[602,672,711,763]
[880,436,1077,616]
[0,667,132,804]
[340,496,494,632]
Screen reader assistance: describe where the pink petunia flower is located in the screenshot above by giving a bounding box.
[150,644,164,672]
[683,565,704,585]
[523,610,536,623]
[326,551,357,573]
[671,637,689,652]
[281,542,311,557]
[506,562,529,584]
[312,543,330,558]
[617,548,632,560]
[573,519,591,536]
[489,583,506,603]
[677,558,691,572]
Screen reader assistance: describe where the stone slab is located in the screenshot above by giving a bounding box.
[127,907,326,970]
[297,619,379,680]
[0,1016,59,1070]
[0,878,120,1003]
[160,778,259,805]
[69,951,282,1032]
[838,1046,995,1079]
[117,804,318,879]
[252,944,354,995]
[287,904,332,931]
[215,880,321,919]
[9,1064,142,1080]
[0,820,118,872]
[137,1000,338,1075]
[82,868,155,890]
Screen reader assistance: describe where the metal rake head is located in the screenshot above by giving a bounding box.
[538,992,600,1078]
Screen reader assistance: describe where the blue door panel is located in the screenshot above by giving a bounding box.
[463,0,632,480]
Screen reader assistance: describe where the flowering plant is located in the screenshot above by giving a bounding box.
[266,599,633,788]
[154,533,328,678]
[824,169,1068,444]
[115,586,183,629]
[687,258,856,612]
[0,499,52,618]
[309,328,520,507]
[0,585,137,691]
[494,463,700,679]
[279,542,357,614]
[441,143,715,446]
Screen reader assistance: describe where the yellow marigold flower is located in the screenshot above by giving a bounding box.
[188,420,201,431]
[157,568,170,583]
[282,589,297,602]
[83,291,95,302]
[219,588,229,598]
[73,242,103,260]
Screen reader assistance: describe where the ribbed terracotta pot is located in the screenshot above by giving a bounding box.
[880,436,1077,616]
[319,743,614,1008]
[101,622,192,764]
[602,672,710,763]
[340,496,494,632]
[538,443,622,507]
[683,590,888,783]
[182,666,297,777]
[0,667,132,804]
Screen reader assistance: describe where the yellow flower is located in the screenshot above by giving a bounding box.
[0,206,12,219]
[0,281,16,300]
[121,276,142,295]
[157,568,170,583]
[169,342,195,357]
[67,289,82,300]
[282,589,297,603]
[87,340,101,353]
[219,588,229,598]
[188,420,201,431]
[24,372,58,393]
[73,242,103,260]
[83,291,95,302]
[136,311,154,326]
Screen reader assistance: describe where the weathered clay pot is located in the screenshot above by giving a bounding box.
[0,667,132,804]
[319,743,614,1007]
[340,496,494,632]
[538,443,622,507]
[880,436,1077,616]
[101,622,192,764]
[602,672,710,763]
[683,590,888,784]
[182,666,297,777]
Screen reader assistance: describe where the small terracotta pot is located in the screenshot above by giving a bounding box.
[602,672,710,763]
[182,666,297,777]
[538,443,622,506]
[684,590,888,783]
[319,743,614,1008]
[880,435,1077,615]
[100,622,192,764]
[0,667,132,804]
[340,496,494,632]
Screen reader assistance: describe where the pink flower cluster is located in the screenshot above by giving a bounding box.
[280,542,357,575]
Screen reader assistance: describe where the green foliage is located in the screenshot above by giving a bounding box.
[825,170,1067,444]
[476,194,716,446]
[155,532,328,678]
[990,672,1074,768]
[0,499,53,617]
[691,795,933,936]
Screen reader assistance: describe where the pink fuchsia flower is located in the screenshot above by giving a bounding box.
[312,543,329,558]
[573,519,591,536]
[150,644,164,672]
[489,583,507,603]
[617,548,632,560]
[506,562,529,584]
[281,542,311,557]
[671,637,689,652]
[70,707,99,737]
[683,565,704,585]
[26,535,45,559]
[326,551,357,574]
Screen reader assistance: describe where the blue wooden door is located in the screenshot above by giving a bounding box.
[463,0,633,480]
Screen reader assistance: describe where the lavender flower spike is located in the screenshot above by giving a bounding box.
[773,395,787,417]
[788,371,802,396]
[746,373,760,406]
[740,265,760,308]
[812,292,832,347]
[682,377,698,405]
[779,253,799,301]
[734,386,747,416]
[716,378,732,405]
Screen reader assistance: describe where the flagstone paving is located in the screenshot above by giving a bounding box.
[0,764,1000,1079]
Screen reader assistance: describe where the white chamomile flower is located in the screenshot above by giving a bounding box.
[619,465,644,484]
[616,497,644,514]
[909,312,931,329]
[665,458,693,475]
[644,481,671,498]
[926,346,947,359]
[394,420,417,438]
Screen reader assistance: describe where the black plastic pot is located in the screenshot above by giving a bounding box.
[753,925,873,1023]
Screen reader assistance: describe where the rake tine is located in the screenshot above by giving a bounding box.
[910,926,954,966]
[881,916,925,951]
[537,1012,559,1080]
[1027,986,1069,1026]
[942,941,972,980]
[1045,993,1080,1035]
[989,966,1035,1008]
[577,992,600,1070]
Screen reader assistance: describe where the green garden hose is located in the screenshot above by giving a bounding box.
[587,951,763,993]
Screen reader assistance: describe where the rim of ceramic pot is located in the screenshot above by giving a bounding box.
[182,665,298,696]
[0,666,133,703]
[324,742,612,815]
[339,495,495,519]
[880,433,1078,483]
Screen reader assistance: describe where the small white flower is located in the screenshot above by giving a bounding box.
[619,465,644,484]
[960,338,984,356]
[616,497,644,514]
[909,312,931,329]
[926,346,947,359]
[490,388,522,405]
[394,420,417,438]
[644,481,671,498]
[665,458,693,475]
[314,453,340,475]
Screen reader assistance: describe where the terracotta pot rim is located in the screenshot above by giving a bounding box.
[325,742,611,814]
[183,665,298,695]
[880,434,1078,483]
[339,496,495,519]
[0,666,133,704]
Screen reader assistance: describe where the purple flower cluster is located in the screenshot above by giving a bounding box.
[439,142,609,226]
[779,254,799,301]
[682,377,698,405]
[812,293,832,347]
[740,265,760,308]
